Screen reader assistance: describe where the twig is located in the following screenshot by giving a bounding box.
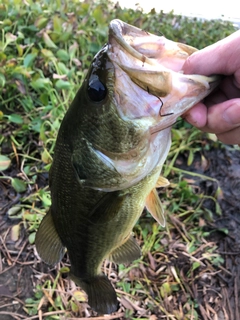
[165,165,220,184]
[0,302,19,309]
[234,270,240,320]
[67,313,126,320]
[0,311,26,319]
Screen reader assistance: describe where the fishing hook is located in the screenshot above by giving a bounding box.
[146,86,174,117]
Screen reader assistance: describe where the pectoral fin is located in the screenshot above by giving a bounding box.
[72,139,122,191]
[88,191,126,224]
[156,176,170,188]
[108,235,141,264]
[145,188,165,227]
[35,209,65,265]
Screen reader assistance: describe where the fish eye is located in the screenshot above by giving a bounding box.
[87,76,107,102]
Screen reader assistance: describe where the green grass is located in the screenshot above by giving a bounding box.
[0,0,237,319]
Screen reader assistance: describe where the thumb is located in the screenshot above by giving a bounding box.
[206,98,240,133]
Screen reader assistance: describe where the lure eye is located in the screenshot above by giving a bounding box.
[87,76,107,102]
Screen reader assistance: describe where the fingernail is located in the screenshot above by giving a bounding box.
[223,102,240,125]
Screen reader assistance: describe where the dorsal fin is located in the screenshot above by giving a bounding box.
[145,188,165,227]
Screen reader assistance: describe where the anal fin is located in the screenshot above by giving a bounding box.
[108,235,141,264]
[145,188,165,227]
[35,209,65,265]
[156,176,170,188]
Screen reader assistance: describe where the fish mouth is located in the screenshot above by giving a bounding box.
[108,19,220,130]
[108,19,197,70]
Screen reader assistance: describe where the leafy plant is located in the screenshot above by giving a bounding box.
[0,0,237,319]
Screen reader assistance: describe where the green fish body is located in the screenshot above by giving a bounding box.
[36,20,220,314]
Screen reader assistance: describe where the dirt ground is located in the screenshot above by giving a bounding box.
[0,144,240,320]
[178,146,240,320]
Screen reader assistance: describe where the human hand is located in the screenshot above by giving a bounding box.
[182,30,240,144]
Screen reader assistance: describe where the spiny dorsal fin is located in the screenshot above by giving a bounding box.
[156,176,170,188]
[108,235,141,264]
[145,188,165,227]
[35,209,65,265]
[70,273,118,314]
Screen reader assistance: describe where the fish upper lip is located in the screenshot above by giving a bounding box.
[108,19,154,66]
[108,19,220,90]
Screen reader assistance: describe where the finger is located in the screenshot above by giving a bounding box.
[182,102,207,128]
[220,76,240,99]
[217,126,240,144]
[203,98,240,134]
[182,30,240,76]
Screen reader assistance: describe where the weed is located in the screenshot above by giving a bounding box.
[0,0,237,319]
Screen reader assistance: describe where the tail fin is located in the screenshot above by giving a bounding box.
[70,273,118,314]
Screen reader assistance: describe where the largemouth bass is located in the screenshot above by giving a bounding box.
[36,19,219,314]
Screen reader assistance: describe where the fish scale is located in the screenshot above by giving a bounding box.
[35,19,220,314]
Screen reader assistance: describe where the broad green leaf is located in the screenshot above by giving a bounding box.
[41,148,52,164]
[0,154,11,170]
[41,192,51,207]
[217,228,228,235]
[41,48,55,58]
[70,300,78,313]
[16,44,23,57]
[34,17,48,29]
[31,78,52,90]
[29,232,36,244]
[92,6,105,25]
[6,114,23,124]
[43,32,58,49]
[11,178,27,193]
[56,49,69,62]
[55,79,71,90]
[215,202,222,215]
[8,205,22,218]
[2,19,12,27]
[12,66,31,78]
[24,53,37,67]
[0,52,7,61]
[160,282,171,298]
[59,32,71,42]
[25,298,35,304]
[39,93,49,105]
[56,62,69,74]
[55,295,64,308]
[0,73,6,87]
[23,212,37,222]
[39,124,47,142]
[59,267,70,273]
[53,15,62,33]
[192,261,201,272]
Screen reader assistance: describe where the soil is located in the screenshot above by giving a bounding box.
[0,144,240,320]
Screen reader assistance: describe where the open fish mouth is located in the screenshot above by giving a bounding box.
[107,19,220,130]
